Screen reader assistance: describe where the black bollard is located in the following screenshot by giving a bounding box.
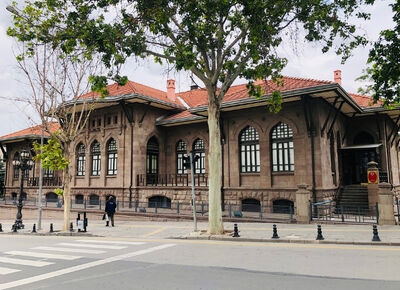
[50,223,54,233]
[232,223,240,237]
[272,224,279,239]
[12,224,17,233]
[32,224,36,233]
[70,222,74,232]
[372,225,381,242]
[316,225,324,240]
[0,223,3,232]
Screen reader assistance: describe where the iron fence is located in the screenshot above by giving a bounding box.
[311,200,378,224]
[136,173,208,187]
[0,196,294,222]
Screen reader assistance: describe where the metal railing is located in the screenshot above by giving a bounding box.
[27,177,63,187]
[136,173,208,187]
[311,200,378,224]
[0,196,294,222]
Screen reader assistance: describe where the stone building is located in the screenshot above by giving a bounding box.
[1,70,399,213]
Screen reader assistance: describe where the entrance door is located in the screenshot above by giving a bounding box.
[342,149,376,185]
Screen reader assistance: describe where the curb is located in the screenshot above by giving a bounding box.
[0,232,100,237]
[171,236,400,247]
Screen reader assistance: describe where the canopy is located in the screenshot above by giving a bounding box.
[340,144,382,150]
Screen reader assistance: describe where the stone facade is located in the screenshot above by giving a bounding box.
[2,74,400,215]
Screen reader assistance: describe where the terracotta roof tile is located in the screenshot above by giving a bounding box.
[162,110,198,121]
[0,123,59,141]
[79,80,182,106]
[349,93,382,108]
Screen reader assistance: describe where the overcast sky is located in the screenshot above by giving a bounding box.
[0,0,395,137]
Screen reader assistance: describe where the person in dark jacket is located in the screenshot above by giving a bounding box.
[105,196,116,227]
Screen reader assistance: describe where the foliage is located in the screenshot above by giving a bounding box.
[33,137,69,171]
[358,2,399,105]
[54,188,64,196]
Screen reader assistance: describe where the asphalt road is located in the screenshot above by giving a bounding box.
[0,235,399,290]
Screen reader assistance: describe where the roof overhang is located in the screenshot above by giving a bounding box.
[190,83,363,116]
[156,115,207,127]
[62,93,186,112]
[341,143,382,150]
[0,135,48,144]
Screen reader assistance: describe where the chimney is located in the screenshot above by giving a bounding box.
[334,70,342,85]
[167,79,176,102]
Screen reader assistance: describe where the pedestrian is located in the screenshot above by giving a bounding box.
[105,196,116,227]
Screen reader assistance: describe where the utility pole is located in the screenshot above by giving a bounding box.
[37,125,44,230]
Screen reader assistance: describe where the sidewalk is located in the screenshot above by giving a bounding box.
[1,218,400,246]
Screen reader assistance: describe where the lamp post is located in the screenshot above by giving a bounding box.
[12,149,34,230]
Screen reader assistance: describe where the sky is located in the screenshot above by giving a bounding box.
[0,0,395,137]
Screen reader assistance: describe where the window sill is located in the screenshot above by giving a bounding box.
[90,176,101,178]
[75,176,85,179]
[272,172,294,176]
[106,175,117,178]
[240,172,260,176]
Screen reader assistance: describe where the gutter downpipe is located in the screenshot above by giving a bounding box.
[129,118,134,208]
[303,96,317,208]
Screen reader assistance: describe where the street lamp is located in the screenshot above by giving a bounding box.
[12,149,34,230]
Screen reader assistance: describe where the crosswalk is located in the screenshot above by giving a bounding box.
[0,239,149,277]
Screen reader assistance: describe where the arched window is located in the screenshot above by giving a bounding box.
[242,198,261,212]
[91,141,101,176]
[273,199,294,214]
[13,152,19,179]
[176,140,187,174]
[193,138,205,174]
[77,143,86,176]
[239,126,260,173]
[271,122,294,172]
[148,195,171,209]
[75,194,84,204]
[89,194,99,205]
[107,138,118,175]
[46,192,58,203]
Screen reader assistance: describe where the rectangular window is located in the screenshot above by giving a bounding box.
[91,154,101,176]
[44,168,54,178]
[114,115,118,124]
[272,141,294,172]
[107,116,111,125]
[77,155,86,176]
[107,153,117,175]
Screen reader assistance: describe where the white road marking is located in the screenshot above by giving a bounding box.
[75,239,145,245]
[57,243,126,250]
[0,243,176,289]
[0,267,20,275]
[0,257,53,267]
[5,251,81,261]
[32,247,105,254]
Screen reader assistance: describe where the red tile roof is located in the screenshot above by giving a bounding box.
[0,123,59,141]
[79,80,182,106]
[162,110,199,121]
[349,93,382,108]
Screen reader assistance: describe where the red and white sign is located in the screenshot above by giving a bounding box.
[367,170,378,184]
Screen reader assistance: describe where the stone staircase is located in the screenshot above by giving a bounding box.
[335,184,369,213]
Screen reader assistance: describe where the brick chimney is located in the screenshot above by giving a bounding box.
[167,79,176,102]
[334,70,342,85]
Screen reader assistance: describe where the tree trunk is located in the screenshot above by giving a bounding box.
[207,96,224,234]
[62,150,72,231]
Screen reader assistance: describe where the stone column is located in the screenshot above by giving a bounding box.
[296,184,311,223]
[378,182,395,225]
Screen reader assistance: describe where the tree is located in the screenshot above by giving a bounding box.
[7,10,103,230]
[8,0,375,234]
[359,2,399,105]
